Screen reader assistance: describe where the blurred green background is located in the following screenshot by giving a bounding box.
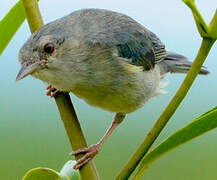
[1,0,217,179]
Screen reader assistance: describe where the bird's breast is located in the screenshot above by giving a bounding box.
[70,65,163,113]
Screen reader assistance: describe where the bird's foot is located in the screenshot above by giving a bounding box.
[46,85,59,98]
[70,144,101,169]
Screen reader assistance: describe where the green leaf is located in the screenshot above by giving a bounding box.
[0,0,26,55]
[22,167,61,180]
[22,160,80,180]
[134,106,217,179]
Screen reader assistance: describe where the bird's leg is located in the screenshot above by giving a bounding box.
[46,85,59,97]
[71,112,126,169]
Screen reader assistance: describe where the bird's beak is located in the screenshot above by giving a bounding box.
[16,61,42,81]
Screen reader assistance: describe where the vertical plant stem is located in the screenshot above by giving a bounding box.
[21,0,100,179]
[116,38,215,180]
[55,93,100,179]
[21,0,43,33]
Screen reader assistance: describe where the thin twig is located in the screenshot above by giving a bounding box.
[182,0,210,37]
[21,0,100,179]
[209,10,217,39]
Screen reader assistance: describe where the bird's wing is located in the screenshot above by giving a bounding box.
[87,24,167,70]
[148,30,168,62]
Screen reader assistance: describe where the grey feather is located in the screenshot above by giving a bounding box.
[158,51,209,75]
[148,31,168,62]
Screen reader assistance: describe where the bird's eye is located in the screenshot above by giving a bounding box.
[43,43,55,54]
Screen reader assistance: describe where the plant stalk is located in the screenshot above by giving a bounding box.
[209,10,217,39]
[183,0,210,37]
[116,38,215,180]
[55,93,100,179]
[21,1,100,179]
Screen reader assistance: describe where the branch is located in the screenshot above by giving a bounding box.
[209,10,217,39]
[116,2,217,179]
[183,0,210,37]
[21,1,100,179]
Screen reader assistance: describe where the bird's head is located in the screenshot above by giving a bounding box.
[16,22,69,82]
[16,16,101,92]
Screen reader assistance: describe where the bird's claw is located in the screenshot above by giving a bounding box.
[46,85,59,98]
[70,144,101,169]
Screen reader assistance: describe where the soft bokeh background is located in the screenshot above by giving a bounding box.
[1,0,217,179]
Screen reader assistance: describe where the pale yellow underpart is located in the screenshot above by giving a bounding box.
[72,64,166,113]
[34,61,167,113]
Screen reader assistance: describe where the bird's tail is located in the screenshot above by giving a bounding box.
[159,51,209,75]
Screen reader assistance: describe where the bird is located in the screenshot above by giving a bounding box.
[16,8,209,169]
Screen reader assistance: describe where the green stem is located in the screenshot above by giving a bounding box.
[116,38,215,180]
[21,0,43,33]
[183,0,210,37]
[21,1,100,179]
[55,93,100,180]
[209,10,217,39]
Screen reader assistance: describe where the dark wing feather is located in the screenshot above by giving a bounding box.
[81,9,167,70]
[148,31,168,62]
[88,30,155,70]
